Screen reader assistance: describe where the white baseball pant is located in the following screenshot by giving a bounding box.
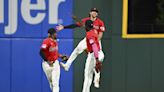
[64,37,104,92]
[65,37,104,68]
[42,60,60,92]
[82,52,96,92]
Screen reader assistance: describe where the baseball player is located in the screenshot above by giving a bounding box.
[56,8,105,91]
[82,19,103,92]
[85,19,102,72]
[39,28,68,92]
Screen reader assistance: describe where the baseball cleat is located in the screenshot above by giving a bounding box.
[94,71,100,88]
[60,62,69,71]
[94,78,100,88]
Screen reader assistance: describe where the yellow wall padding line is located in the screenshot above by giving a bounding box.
[121,0,164,38]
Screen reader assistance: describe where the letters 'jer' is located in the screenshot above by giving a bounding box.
[0,0,65,35]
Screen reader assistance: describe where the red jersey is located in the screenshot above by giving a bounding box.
[41,38,59,62]
[76,17,105,34]
[86,29,100,52]
[76,17,105,52]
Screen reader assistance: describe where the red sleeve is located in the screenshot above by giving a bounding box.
[76,18,89,27]
[41,40,49,50]
[76,18,85,27]
[99,20,105,32]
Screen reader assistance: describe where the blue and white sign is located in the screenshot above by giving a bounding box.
[0,0,73,38]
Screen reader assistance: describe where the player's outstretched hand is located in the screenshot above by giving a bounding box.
[56,25,64,31]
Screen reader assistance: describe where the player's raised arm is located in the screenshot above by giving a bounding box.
[56,24,80,31]
[56,15,85,31]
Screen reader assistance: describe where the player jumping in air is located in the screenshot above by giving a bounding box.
[82,19,103,92]
[56,8,105,91]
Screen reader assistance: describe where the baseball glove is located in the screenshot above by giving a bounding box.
[61,55,69,62]
[95,60,102,72]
